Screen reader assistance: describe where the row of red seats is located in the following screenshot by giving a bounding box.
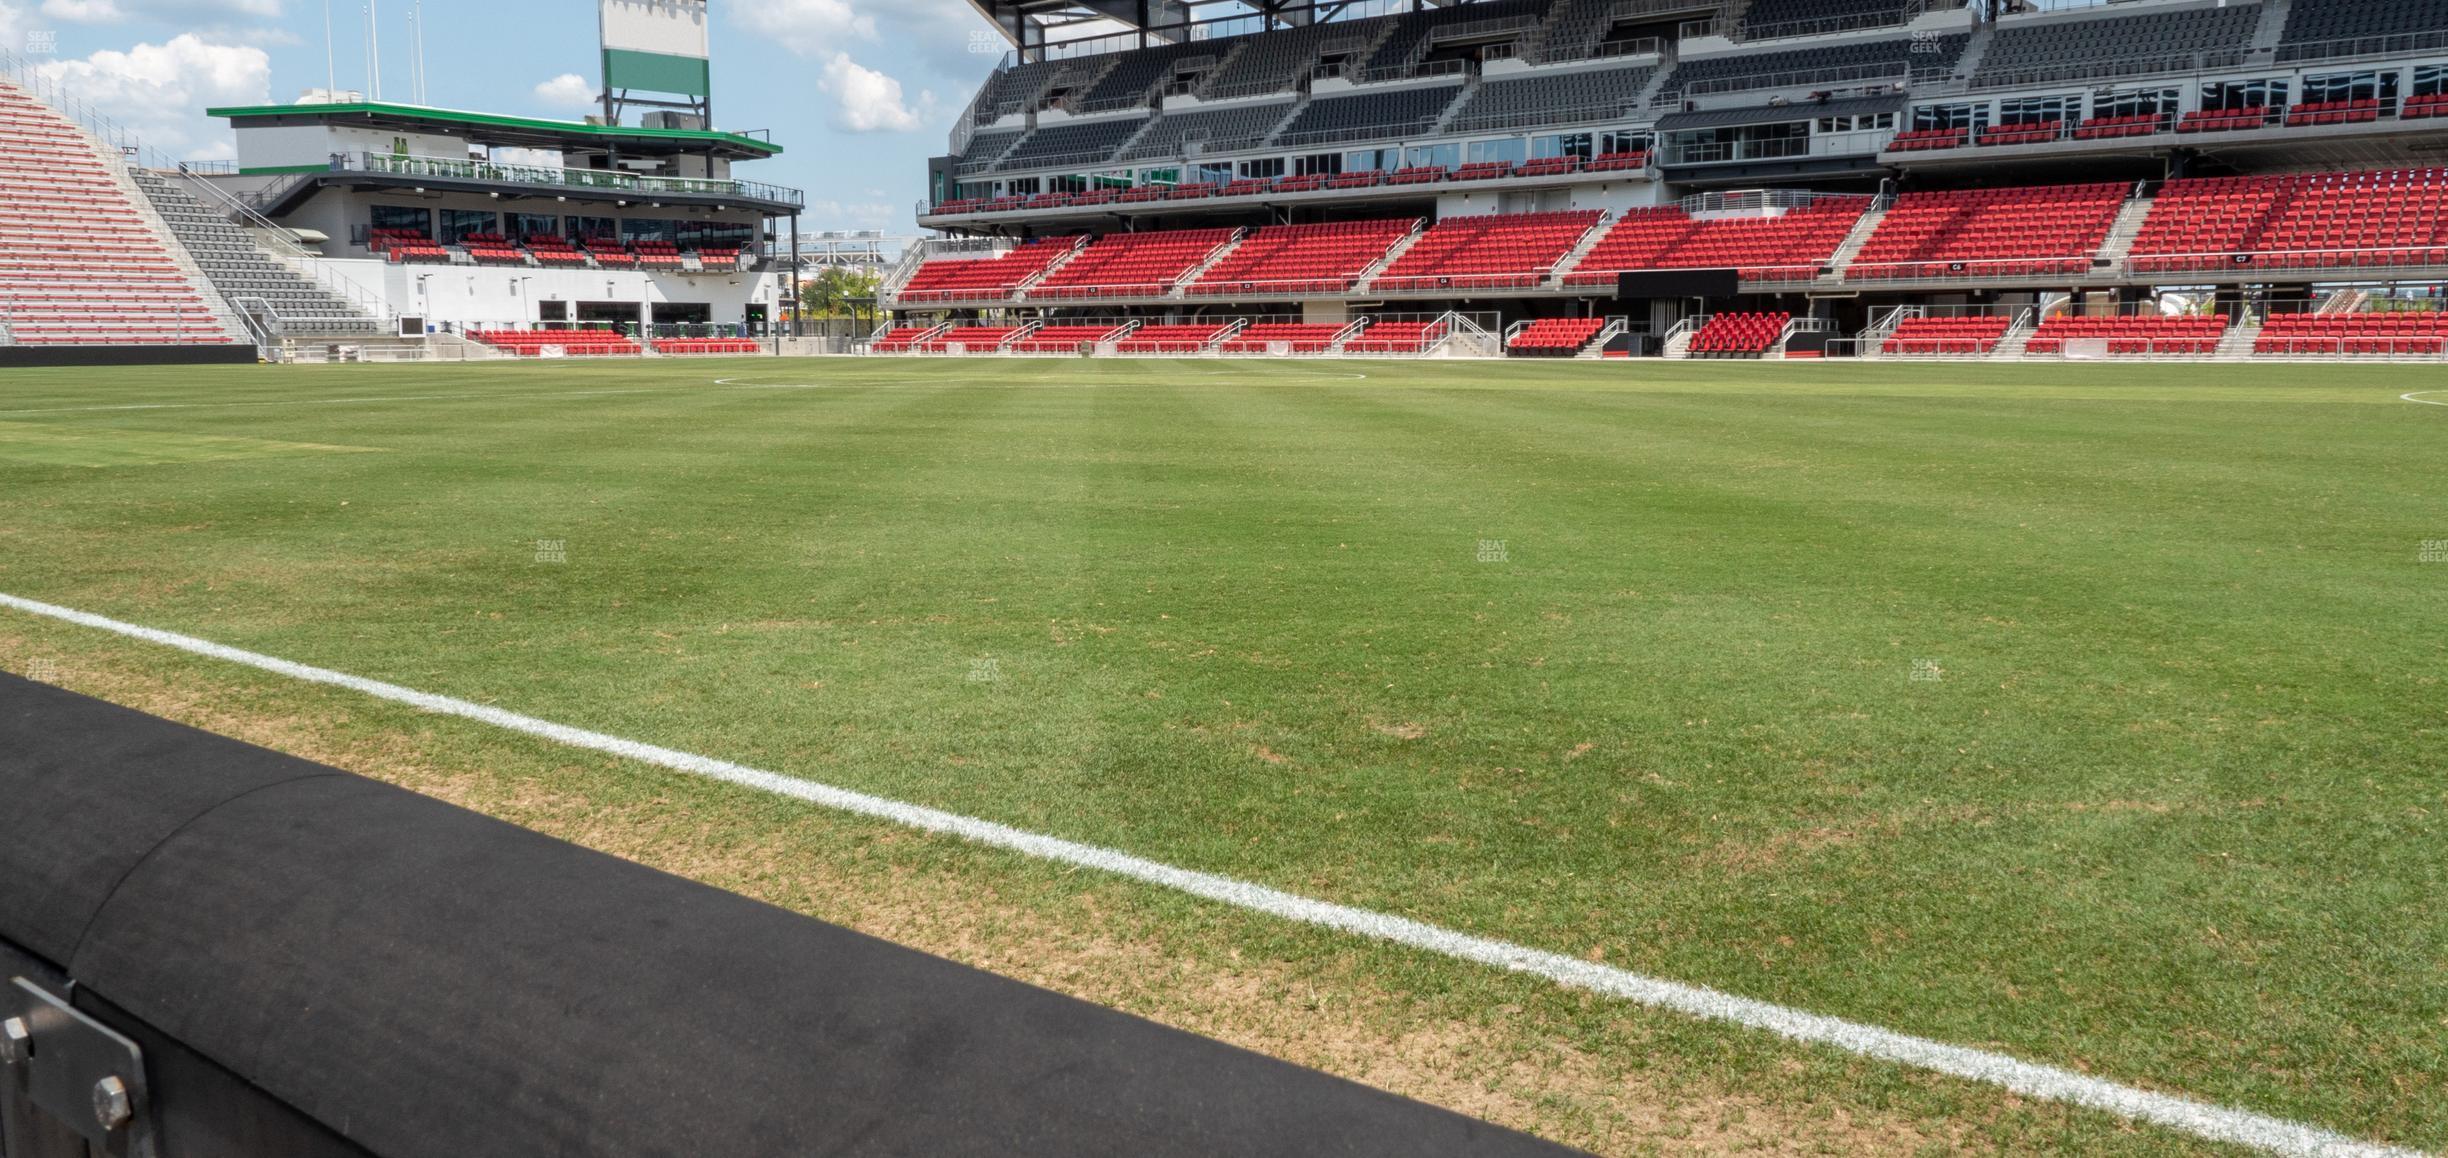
[2177,106,2272,133]
[2025,314,2226,356]
[1372,210,1602,292]
[1848,183,2126,280]
[1187,219,1415,298]
[1977,120,2062,147]
[653,337,764,355]
[2285,99,2384,127]
[1010,324,1124,352]
[1033,228,1236,299]
[1883,315,2011,355]
[926,153,1650,216]
[2128,167,2448,273]
[1686,312,1789,358]
[468,328,642,356]
[2074,114,2165,140]
[1,78,234,346]
[1341,319,1446,353]
[2255,312,2448,355]
[1888,127,1967,151]
[898,240,1077,302]
[1508,317,1605,354]
[1566,198,1869,285]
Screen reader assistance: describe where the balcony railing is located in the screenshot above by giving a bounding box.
[337,152,805,209]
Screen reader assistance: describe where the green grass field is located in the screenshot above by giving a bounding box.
[2,357,2441,1155]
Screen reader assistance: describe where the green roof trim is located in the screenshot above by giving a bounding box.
[206,101,781,156]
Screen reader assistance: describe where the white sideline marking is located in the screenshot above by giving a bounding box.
[0,389,660,417]
[0,589,2418,1158]
[2403,391,2448,407]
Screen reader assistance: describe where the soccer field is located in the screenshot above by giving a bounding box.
[1,357,2441,1155]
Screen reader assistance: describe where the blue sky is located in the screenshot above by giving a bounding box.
[0,0,1016,231]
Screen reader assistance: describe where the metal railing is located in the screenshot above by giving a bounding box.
[173,163,398,325]
[1668,61,1910,100]
[337,152,806,208]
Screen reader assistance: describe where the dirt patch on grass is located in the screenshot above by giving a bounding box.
[7,637,2063,1156]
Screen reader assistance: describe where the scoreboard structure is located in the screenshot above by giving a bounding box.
[598,0,713,127]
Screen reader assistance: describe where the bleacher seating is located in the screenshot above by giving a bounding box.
[1188,219,1414,297]
[1977,119,2062,147]
[1974,5,2259,86]
[1118,101,1294,161]
[654,337,764,355]
[899,241,1076,302]
[872,326,936,353]
[371,227,451,263]
[2283,99,2383,127]
[2024,314,2226,356]
[1115,323,1230,354]
[632,240,685,271]
[1372,210,1600,292]
[1201,23,1343,100]
[994,116,1151,170]
[1508,317,1605,355]
[2127,169,2448,273]
[1846,183,2125,279]
[458,233,529,266]
[2278,0,2448,61]
[1340,319,1447,353]
[2253,311,2448,356]
[1882,315,2011,355]
[1585,150,1650,172]
[1031,228,1237,298]
[2405,93,2448,120]
[1888,127,1968,151]
[1011,323,1123,352]
[1663,38,1955,98]
[0,78,236,346]
[524,234,590,268]
[468,328,640,356]
[1685,312,1789,358]
[1445,65,1656,133]
[923,325,1023,353]
[1359,0,1545,78]
[1738,0,1930,37]
[1566,197,1868,285]
[2073,113,2166,140]
[1076,39,1229,108]
[1275,85,1462,146]
[1220,322,1345,353]
[2176,106,2272,134]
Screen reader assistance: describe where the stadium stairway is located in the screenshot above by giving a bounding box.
[1544,214,1617,287]
[1352,226,1431,293]
[112,170,252,344]
[2213,315,2265,361]
[2096,191,2158,274]
[1819,203,1889,283]
[130,171,386,338]
[2248,0,2294,55]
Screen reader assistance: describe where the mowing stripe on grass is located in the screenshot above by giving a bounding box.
[2404,391,2448,407]
[0,589,2418,1158]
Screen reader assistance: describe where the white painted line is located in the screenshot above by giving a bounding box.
[0,389,661,417]
[2403,391,2448,407]
[0,589,2418,1158]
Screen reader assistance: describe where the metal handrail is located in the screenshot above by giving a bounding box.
[339,151,806,208]
[175,163,397,324]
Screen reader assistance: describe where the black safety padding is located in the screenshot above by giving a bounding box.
[71,991,377,1158]
[0,674,340,968]
[6,679,1586,1158]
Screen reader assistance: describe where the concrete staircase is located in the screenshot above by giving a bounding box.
[1992,316,2040,359]
[2095,193,2157,273]
[131,170,386,338]
[2248,0,2293,55]
[1821,204,1889,281]
[1353,223,1430,293]
[1547,213,1616,286]
[2213,315,2263,360]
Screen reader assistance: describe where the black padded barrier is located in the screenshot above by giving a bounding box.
[0,674,1587,1158]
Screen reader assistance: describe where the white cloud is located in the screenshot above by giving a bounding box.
[40,0,123,23]
[728,0,875,53]
[0,2,27,47]
[34,33,271,160]
[532,72,595,110]
[818,51,930,133]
